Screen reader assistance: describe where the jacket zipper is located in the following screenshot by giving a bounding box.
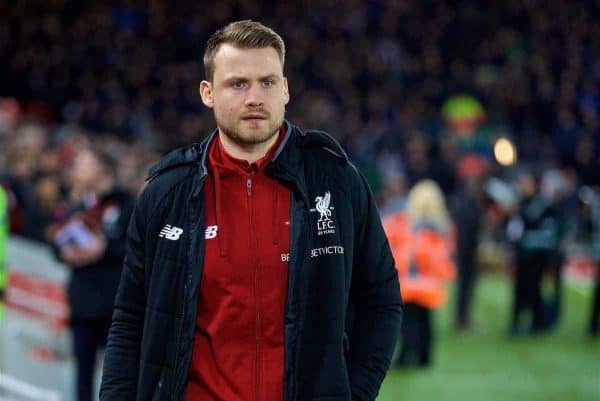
[247,175,261,401]
[172,177,203,401]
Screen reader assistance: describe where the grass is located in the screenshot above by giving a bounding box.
[378,273,600,401]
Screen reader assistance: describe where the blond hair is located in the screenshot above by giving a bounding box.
[204,20,286,81]
[406,179,450,231]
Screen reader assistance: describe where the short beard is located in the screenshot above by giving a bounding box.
[217,116,283,147]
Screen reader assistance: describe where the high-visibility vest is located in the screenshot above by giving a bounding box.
[383,212,456,309]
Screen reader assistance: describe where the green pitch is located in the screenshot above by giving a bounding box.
[378,273,600,401]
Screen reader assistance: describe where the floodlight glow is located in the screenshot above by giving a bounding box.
[494,138,517,166]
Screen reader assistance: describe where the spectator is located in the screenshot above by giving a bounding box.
[575,186,600,336]
[450,177,483,330]
[507,170,562,335]
[383,180,456,367]
[48,147,134,401]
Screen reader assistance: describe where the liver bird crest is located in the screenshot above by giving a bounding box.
[315,191,332,222]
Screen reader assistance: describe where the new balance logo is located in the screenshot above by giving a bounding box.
[205,225,218,239]
[159,225,184,241]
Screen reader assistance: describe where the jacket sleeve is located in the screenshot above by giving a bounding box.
[347,170,403,401]
[100,193,148,400]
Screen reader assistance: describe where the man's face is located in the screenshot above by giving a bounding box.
[200,44,289,146]
[71,150,101,190]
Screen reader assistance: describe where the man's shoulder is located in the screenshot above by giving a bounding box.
[146,142,204,182]
[143,131,215,191]
[297,128,349,162]
[295,127,365,183]
[138,142,207,213]
[287,125,367,198]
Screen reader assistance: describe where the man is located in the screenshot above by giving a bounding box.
[100,20,402,401]
[508,170,560,335]
[577,186,600,336]
[450,178,482,330]
[51,148,134,401]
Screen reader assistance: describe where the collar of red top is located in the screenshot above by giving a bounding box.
[208,125,287,175]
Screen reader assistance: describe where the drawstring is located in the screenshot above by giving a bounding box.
[272,179,279,245]
[213,168,227,257]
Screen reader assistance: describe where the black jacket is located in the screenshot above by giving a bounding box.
[100,121,402,401]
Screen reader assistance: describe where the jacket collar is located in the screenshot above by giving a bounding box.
[145,120,311,206]
[266,121,311,207]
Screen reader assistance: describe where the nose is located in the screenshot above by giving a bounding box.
[244,85,264,108]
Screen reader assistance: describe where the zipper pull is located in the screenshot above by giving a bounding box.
[247,178,252,195]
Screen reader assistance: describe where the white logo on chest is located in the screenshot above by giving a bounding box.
[309,191,336,236]
[205,225,218,239]
[159,225,184,240]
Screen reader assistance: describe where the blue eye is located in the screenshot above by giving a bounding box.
[262,79,274,87]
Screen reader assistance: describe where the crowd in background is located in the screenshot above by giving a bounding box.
[1,0,599,372]
[2,0,599,192]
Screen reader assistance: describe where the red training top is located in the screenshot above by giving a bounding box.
[186,128,291,401]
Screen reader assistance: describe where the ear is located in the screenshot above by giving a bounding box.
[283,77,290,105]
[199,80,214,108]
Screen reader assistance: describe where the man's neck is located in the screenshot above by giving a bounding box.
[217,129,280,164]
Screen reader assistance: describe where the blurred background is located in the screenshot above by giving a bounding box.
[0,0,599,400]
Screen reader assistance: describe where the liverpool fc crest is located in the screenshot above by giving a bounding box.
[310,191,336,236]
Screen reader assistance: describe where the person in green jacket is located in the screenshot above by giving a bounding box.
[0,185,8,321]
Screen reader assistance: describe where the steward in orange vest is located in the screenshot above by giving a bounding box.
[383,180,456,367]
